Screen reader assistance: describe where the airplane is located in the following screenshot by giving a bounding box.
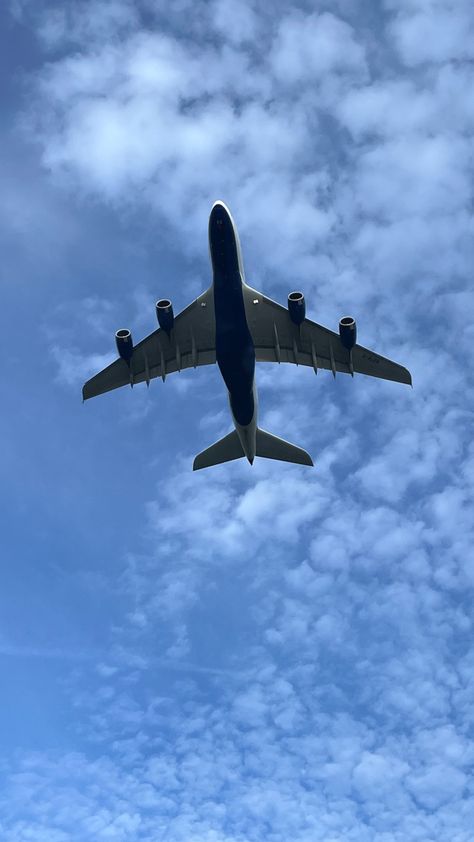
[83,201,412,470]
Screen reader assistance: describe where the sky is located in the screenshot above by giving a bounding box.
[1,0,473,839]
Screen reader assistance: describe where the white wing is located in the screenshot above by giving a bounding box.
[244,287,412,385]
[82,287,216,400]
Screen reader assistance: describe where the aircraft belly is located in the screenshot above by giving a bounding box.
[209,202,258,451]
[214,270,256,428]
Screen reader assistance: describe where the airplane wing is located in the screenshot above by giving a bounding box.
[82,287,216,400]
[245,288,412,385]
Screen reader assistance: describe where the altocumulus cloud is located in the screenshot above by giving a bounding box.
[2,0,474,840]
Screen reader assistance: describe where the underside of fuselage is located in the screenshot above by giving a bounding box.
[209,202,257,445]
[201,201,313,470]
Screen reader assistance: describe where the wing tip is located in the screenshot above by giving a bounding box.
[404,368,413,387]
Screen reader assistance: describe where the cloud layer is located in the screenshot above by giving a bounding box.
[2,0,474,840]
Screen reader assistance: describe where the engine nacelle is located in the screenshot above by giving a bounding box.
[339,316,357,350]
[115,328,133,362]
[156,299,174,334]
[288,291,306,326]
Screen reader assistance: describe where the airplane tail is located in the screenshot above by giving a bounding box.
[193,428,313,470]
[255,428,313,466]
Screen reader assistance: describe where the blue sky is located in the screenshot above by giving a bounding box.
[1,0,474,839]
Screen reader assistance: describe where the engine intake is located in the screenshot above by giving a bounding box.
[288,291,306,326]
[115,328,133,362]
[339,316,357,350]
[156,299,174,334]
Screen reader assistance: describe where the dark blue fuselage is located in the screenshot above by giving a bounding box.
[209,203,255,427]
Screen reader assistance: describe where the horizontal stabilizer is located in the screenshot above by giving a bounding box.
[256,428,313,466]
[193,430,244,471]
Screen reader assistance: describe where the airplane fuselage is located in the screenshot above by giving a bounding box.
[208,201,258,463]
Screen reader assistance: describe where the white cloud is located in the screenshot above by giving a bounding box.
[37,0,140,50]
[4,1,474,840]
[211,0,260,45]
[22,9,362,276]
[51,346,114,387]
[387,1,474,66]
[353,136,471,222]
[270,12,368,84]
[338,65,474,140]
[406,763,467,809]
[352,751,409,799]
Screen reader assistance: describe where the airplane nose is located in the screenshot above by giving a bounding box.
[208,201,241,275]
[211,201,230,222]
[209,202,231,237]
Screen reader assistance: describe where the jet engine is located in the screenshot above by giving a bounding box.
[339,316,357,350]
[156,299,174,334]
[288,291,306,326]
[115,328,133,362]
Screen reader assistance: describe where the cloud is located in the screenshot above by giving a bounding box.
[21,0,473,313]
[354,136,471,222]
[387,0,474,66]
[270,11,368,83]
[22,0,141,49]
[51,346,114,387]
[0,641,97,660]
[406,763,467,810]
[211,0,260,45]
[21,7,362,278]
[337,65,474,140]
[3,0,474,840]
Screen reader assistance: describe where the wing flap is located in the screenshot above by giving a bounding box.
[254,343,351,375]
